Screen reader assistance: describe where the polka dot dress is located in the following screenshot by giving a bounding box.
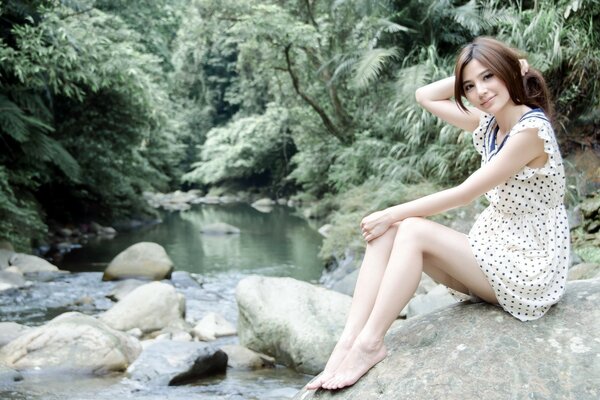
[461,108,570,321]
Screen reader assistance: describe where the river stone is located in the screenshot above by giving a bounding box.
[9,253,59,273]
[0,322,31,347]
[100,281,185,333]
[192,312,236,341]
[200,222,241,235]
[0,312,141,374]
[126,340,227,386]
[568,263,600,281]
[106,279,146,302]
[236,276,352,375]
[252,198,276,207]
[102,242,174,281]
[295,278,600,400]
[220,345,275,370]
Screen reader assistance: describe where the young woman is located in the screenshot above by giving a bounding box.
[307,37,570,391]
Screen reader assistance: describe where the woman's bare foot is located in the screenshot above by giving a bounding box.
[321,338,387,390]
[305,338,354,390]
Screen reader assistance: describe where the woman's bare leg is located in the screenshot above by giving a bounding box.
[322,217,496,390]
[306,223,398,389]
[308,220,475,390]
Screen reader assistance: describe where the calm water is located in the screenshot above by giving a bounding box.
[1,203,326,399]
[60,203,324,281]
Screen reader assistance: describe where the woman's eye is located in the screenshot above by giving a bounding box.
[464,84,473,92]
[483,73,493,80]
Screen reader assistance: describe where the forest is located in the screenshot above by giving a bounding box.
[1,0,598,260]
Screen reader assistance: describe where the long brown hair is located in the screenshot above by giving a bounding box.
[454,37,553,117]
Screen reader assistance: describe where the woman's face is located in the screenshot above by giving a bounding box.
[461,59,512,114]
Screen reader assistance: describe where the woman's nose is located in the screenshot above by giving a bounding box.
[476,82,488,97]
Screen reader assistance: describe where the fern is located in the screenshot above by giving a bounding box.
[352,47,399,89]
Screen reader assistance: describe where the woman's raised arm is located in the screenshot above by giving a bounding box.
[415,76,482,132]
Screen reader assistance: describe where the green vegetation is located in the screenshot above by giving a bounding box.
[1,0,598,258]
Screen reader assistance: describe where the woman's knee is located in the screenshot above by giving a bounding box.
[394,217,428,244]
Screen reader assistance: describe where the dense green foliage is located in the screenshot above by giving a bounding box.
[0,0,184,249]
[1,0,598,254]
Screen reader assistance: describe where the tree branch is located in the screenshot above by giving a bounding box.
[284,44,348,144]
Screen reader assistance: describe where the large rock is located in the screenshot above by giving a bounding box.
[103,242,174,281]
[8,253,59,273]
[0,312,141,374]
[126,340,227,386]
[236,276,352,374]
[294,278,600,400]
[100,281,185,333]
[0,322,31,347]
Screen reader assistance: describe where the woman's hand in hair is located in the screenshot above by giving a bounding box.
[519,59,529,76]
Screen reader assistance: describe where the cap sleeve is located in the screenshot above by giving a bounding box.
[472,113,493,156]
[508,114,560,180]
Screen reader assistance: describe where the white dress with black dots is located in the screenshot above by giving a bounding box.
[465,108,570,321]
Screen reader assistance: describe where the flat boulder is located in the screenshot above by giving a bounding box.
[236,276,352,374]
[103,242,174,281]
[100,281,185,333]
[0,312,141,374]
[127,340,227,386]
[295,278,600,400]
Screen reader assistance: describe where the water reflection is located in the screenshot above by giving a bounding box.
[60,203,324,282]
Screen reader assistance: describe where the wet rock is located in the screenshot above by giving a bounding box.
[200,223,241,235]
[220,344,275,370]
[102,242,174,281]
[295,279,600,400]
[406,284,458,318]
[100,281,185,333]
[9,253,60,273]
[0,312,141,374]
[236,276,351,375]
[106,279,146,302]
[192,312,236,341]
[568,263,600,281]
[0,362,22,383]
[126,340,227,386]
[0,322,31,347]
[0,270,27,291]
